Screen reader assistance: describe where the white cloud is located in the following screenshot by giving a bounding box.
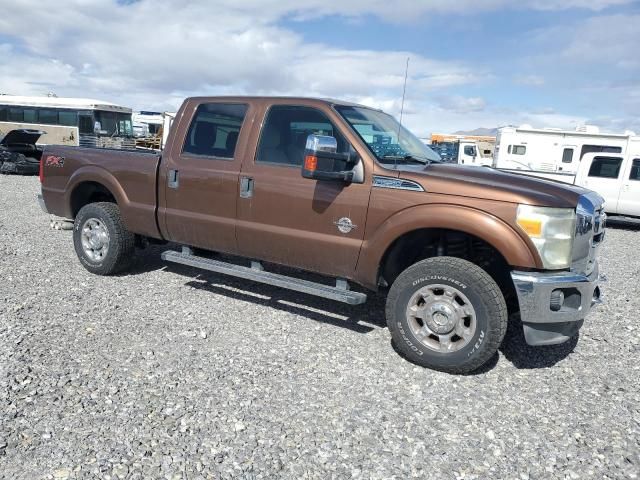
[0,0,636,135]
[514,75,545,87]
[0,0,491,112]
[435,95,487,113]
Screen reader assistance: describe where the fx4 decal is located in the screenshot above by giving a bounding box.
[45,155,65,167]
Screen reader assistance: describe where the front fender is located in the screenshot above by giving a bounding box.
[355,204,541,289]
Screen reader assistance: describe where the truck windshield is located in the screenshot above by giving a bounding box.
[94,111,134,137]
[335,105,441,164]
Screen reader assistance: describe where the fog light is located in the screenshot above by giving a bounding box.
[550,289,565,312]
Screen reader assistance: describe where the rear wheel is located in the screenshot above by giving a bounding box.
[386,256,507,374]
[73,202,135,275]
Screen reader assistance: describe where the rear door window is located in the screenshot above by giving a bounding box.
[182,103,248,159]
[562,148,574,163]
[588,156,623,179]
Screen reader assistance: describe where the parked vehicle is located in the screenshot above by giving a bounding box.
[133,111,176,150]
[513,143,640,219]
[0,95,135,149]
[427,133,495,166]
[494,124,637,174]
[38,97,605,373]
[133,111,165,137]
[0,129,44,175]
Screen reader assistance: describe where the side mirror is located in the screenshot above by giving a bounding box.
[301,134,354,183]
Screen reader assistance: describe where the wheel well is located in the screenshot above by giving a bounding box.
[70,182,116,218]
[379,229,517,309]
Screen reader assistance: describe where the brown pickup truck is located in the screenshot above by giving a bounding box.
[38,96,605,373]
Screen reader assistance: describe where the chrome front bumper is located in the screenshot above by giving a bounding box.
[511,264,601,346]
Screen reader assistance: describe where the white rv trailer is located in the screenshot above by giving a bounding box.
[0,95,135,149]
[494,124,638,175]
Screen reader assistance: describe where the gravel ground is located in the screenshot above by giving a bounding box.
[0,175,638,480]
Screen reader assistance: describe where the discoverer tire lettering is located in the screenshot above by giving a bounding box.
[386,257,507,374]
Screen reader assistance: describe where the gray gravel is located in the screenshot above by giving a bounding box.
[1,175,639,480]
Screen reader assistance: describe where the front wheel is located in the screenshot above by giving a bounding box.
[73,202,135,275]
[386,257,507,374]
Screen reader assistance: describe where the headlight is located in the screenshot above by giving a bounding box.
[516,205,576,270]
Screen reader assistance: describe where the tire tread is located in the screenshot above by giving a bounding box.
[386,256,508,374]
[73,202,135,275]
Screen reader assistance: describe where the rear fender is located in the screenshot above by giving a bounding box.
[65,166,130,220]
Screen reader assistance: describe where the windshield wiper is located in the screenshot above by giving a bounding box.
[380,154,438,165]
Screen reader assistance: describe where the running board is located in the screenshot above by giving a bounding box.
[161,249,367,305]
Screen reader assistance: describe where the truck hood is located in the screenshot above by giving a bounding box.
[0,129,45,147]
[398,163,588,209]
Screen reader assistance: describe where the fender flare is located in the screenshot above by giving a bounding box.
[64,165,130,219]
[355,203,541,289]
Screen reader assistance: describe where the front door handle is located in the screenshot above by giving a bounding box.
[168,169,179,189]
[240,176,254,198]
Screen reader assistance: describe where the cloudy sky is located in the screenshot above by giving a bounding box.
[0,0,638,136]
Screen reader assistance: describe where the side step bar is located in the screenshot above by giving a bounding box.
[161,248,367,305]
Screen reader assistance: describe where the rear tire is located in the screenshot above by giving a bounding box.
[386,257,507,374]
[73,202,135,275]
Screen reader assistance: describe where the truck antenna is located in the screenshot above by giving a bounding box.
[396,56,410,170]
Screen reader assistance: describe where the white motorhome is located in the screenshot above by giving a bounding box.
[494,124,637,175]
[0,95,135,149]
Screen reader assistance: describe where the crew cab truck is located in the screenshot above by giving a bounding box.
[38,97,605,374]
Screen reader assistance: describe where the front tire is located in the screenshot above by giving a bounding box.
[73,202,135,275]
[386,257,507,374]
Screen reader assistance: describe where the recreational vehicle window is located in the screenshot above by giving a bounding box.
[631,159,640,181]
[588,156,623,179]
[580,144,622,159]
[508,145,526,155]
[562,148,574,163]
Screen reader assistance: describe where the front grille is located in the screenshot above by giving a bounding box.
[572,193,606,276]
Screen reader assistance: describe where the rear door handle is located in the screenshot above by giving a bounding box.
[240,176,254,198]
[168,169,179,189]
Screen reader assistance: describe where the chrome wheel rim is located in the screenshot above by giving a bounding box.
[405,284,477,353]
[80,218,110,262]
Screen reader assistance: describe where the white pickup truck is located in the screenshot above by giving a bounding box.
[516,150,640,219]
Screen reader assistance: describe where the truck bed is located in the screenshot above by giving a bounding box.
[40,145,163,238]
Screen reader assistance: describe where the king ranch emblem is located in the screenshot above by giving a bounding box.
[334,217,356,234]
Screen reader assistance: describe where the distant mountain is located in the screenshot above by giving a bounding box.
[454,127,498,136]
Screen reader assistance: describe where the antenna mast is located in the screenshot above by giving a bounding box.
[396,57,410,170]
